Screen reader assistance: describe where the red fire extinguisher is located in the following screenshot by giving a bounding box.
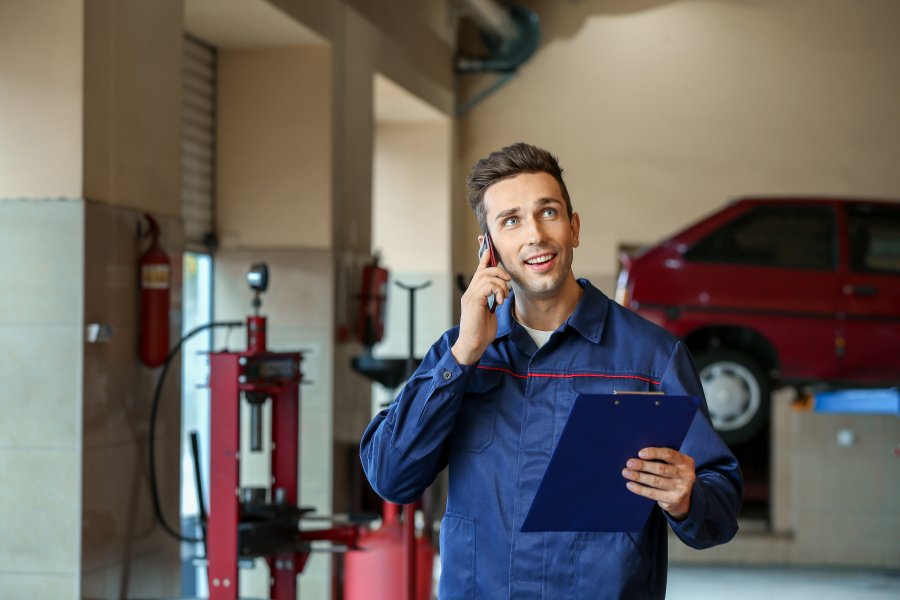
[139,213,170,367]
[356,254,389,347]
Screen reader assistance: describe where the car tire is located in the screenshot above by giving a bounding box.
[694,349,770,446]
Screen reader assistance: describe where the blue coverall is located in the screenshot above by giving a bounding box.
[361,280,743,599]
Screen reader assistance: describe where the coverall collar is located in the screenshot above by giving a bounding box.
[495,278,609,345]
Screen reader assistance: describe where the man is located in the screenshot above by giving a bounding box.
[360,143,742,599]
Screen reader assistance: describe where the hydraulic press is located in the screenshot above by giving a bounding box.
[205,264,358,599]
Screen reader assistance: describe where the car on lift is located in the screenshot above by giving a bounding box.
[615,197,900,444]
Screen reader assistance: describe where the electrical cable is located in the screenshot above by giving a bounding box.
[148,320,243,543]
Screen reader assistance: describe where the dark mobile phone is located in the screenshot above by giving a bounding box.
[478,233,499,313]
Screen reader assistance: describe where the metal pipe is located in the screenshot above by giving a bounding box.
[461,0,518,45]
[249,401,263,452]
[395,280,432,378]
[189,431,208,556]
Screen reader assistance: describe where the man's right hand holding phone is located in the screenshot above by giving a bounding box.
[451,237,511,366]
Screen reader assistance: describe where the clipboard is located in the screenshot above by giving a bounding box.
[521,393,700,533]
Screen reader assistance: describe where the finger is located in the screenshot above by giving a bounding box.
[481,272,512,287]
[470,280,505,310]
[638,447,683,464]
[625,459,677,478]
[469,275,512,302]
[625,482,681,504]
[622,468,672,491]
[492,281,510,305]
[467,240,492,282]
[481,265,511,281]
[475,243,492,270]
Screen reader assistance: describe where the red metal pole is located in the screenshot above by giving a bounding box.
[383,501,399,525]
[402,503,416,600]
[270,358,301,600]
[208,353,241,600]
[247,316,267,353]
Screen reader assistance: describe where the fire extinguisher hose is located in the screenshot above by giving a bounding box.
[148,320,243,544]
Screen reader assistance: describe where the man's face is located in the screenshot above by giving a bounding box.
[482,171,580,300]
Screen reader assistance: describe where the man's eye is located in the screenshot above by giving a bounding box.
[504,217,519,226]
[542,208,557,217]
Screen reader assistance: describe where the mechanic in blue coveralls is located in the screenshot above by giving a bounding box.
[361,143,742,599]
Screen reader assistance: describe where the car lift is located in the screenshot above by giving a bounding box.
[794,387,900,416]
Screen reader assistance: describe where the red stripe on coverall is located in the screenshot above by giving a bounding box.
[476,365,661,386]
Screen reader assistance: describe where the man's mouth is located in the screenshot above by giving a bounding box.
[524,253,557,270]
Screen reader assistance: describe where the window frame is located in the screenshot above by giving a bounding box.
[846,203,900,275]
[684,203,839,271]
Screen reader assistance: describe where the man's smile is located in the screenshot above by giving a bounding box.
[524,251,557,272]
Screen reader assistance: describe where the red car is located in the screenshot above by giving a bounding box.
[616,197,900,444]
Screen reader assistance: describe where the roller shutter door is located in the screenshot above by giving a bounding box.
[182,35,216,251]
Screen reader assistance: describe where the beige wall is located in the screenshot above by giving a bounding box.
[217,45,333,249]
[373,122,452,273]
[330,3,455,255]
[268,0,340,41]
[0,0,182,212]
[0,199,84,598]
[83,0,183,217]
[459,0,900,294]
[2,1,187,597]
[0,1,83,198]
[81,203,183,599]
[373,119,454,358]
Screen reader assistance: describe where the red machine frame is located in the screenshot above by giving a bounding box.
[206,316,358,599]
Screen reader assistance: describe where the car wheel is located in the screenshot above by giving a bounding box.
[694,349,770,445]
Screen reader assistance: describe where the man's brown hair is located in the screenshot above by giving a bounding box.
[466,142,573,233]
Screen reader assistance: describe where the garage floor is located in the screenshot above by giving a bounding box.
[667,565,900,599]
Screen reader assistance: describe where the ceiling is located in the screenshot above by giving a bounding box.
[185,0,324,48]
[374,74,447,124]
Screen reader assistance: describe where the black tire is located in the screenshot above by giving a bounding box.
[694,349,771,446]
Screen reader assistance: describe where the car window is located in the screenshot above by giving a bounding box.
[685,204,836,270]
[847,204,900,274]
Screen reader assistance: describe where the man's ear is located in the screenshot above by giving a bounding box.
[570,212,581,248]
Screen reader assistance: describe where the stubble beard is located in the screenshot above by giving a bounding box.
[505,246,573,301]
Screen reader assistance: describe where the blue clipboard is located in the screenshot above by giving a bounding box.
[521,393,700,533]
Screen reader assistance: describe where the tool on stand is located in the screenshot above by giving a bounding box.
[204,263,360,600]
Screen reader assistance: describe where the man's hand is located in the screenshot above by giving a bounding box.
[622,447,696,521]
[451,241,511,366]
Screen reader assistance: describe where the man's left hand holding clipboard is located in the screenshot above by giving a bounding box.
[622,445,697,521]
[614,390,698,521]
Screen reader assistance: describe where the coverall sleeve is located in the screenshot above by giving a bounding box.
[360,329,476,504]
[660,342,744,549]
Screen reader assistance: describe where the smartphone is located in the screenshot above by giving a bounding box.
[478,233,499,313]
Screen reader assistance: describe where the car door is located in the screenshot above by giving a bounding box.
[837,202,900,383]
[680,202,842,381]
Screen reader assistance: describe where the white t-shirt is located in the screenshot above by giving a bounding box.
[519,321,554,348]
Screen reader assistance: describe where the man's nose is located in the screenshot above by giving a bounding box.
[525,218,547,245]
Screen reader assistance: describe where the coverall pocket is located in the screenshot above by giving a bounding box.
[571,373,652,395]
[575,532,652,600]
[451,370,501,453]
[438,512,476,599]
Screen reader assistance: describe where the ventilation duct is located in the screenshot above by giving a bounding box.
[456,0,540,74]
